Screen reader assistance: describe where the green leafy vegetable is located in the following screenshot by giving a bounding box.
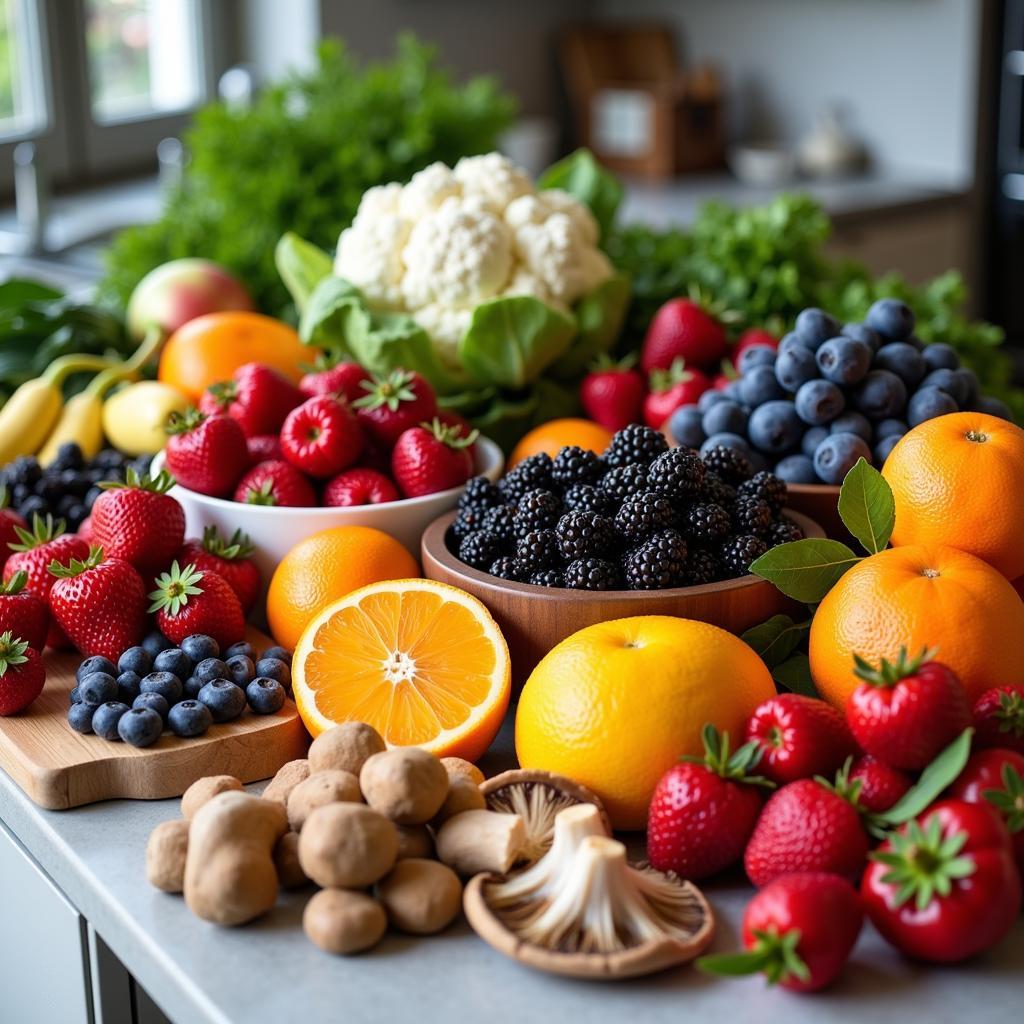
[750,539,861,604]
[837,458,895,554]
[538,149,624,241]
[875,730,974,826]
[275,233,333,315]
[741,614,811,668]
[549,272,631,381]
[771,654,817,697]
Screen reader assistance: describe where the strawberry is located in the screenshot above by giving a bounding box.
[641,298,727,373]
[199,362,304,437]
[4,515,89,649]
[731,328,778,368]
[699,872,863,992]
[744,777,870,887]
[148,561,245,650]
[391,419,476,498]
[353,369,437,448]
[642,360,710,429]
[246,433,282,465]
[0,632,45,716]
[847,754,912,814]
[846,647,971,771]
[299,360,371,403]
[973,685,1024,755]
[48,547,147,661]
[280,395,363,478]
[435,409,478,451]
[0,572,49,652]
[323,468,399,507]
[0,485,26,575]
[78,516,94,543]
[744,693,856,785]
[949,748,1024,874]
[165,408,249,498]
[89,468,185,573]
[647,725,773,881]
[580,355,645,432]
[233,460,316,507]
[177,526,261,615]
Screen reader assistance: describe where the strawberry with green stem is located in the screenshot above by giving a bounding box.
[391,419,477,498]
[0,631,45,716]
[0,485,26,575]
[972,685,1024,755]
[149,561,245,650]
[353,369,437,448]
[580,354,645,432]
[642,359,711,430]
[0,571,49,651]
[165,407,250,498]
[177,526,261,615]
[950,747,1024,875]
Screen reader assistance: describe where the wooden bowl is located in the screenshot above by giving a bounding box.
[784,483,853,546]
[422,509,825,688]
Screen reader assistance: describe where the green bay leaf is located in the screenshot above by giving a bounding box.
[750,538,861,603]
[741,614,811,668]
[837,457,895,554]
[771,654,817,697]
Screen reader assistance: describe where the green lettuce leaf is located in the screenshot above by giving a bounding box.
[549,272,631,381]
[538,149,623,241]
[275,233,333,315]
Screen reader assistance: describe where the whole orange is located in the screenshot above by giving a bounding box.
[809,543,1024,707]
[508,418,613,467]
[882,412,1024,580]
[158,311,316,400]
[266,526,419,651]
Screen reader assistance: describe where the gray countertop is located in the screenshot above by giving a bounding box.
[0,719,1021,1024]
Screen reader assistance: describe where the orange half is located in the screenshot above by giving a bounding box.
[292,579,511,761]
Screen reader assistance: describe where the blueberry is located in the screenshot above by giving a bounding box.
[79,671,118,705]
[794,308,840,349]
[224,641,256,662]
[774,345,818,393]
[67,702,96,734]
[225,654,255,687]
[721,380,744,402]
[194,657,229,684]
[142,631,173,659]
[737,345,776,374]
[668,406,706,449]
[254,657,291,688]
[747,401,804,456]
[920,368,969,406]
[702,400,749,438]
[904,335,925,352]
[794,380,845,425]
[116,646,151,677]
[921,343,959,371]
[116,670,142,704]
[971,395,1013,420]
[117,707,164,748]
[816,337,872,386]
[77,656,116,682]
[698,389,728,413]
[183,676,203,700]
[132,692,170,721]
[813,433,873,485]
[866,298,915,341]
[841,322,882,352]
[907,386,958,426]
[774,454,819,484]
[92,702,130,741]
[875,418,908,440]
[198,679,247,723]
[179,634,219,663]
[700,432,752,458]
[246,678,286,715]
[153,648,192,682]
[873,343,926,389]
[777,331,803,354]
[739,365,786,408]
[168,700,213,738]
[874,434,903,463]
[261,646,292,666]
[953,368,980,408]
[69,686,81,705]
[829,412,873,443]
[140,671,183,704]
[852,370,907,420]
[801,425,829,458]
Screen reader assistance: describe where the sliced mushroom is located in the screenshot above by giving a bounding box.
[480,769,612,865]
[463,804,714,980]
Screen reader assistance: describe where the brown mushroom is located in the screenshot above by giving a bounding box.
[262,759,310,805]
[286,770,362,831]
[146,819,189,893]
[481,769,611,865]
[359,748,448,824]
[273,832,309,890]
[308,722,386,775]
[433,773,486,826]
[303,889,387,955]
[180,775,243,821]
[395,824,434,861]
[377,859,462,935]
[435,809,526,876]
[463,805,714,980]
[441,756,485,787]
[297,802,398,889]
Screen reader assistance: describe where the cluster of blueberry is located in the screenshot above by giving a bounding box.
[66,632,291,748]
[669,299,1013,485]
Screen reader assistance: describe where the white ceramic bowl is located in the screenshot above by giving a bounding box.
[151,437,504,587]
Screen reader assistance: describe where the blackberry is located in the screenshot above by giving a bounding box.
[489,556,529,582]
[730,496,772,537]
[458,530,505,570]
[737,471,787,514]
[598,463,648,504]
[683,502,732,545]
[499,452,553,503]
[719,534,769,576]
[516,529,561,572]
[564,558,620,591]
[604,424,668,468]
[551,446,605,488]
[529,568,565,588]
[647,447,706,502]
[614,490,674,545]
[480,504,517,547]
[512,489,562,538]
[563,483,617,517]
[702,471,737,507]
[685,548,722,586]
[701,444,753,485]
[555,510,617,561]
[623,530,688,590]
[458,476,503,513]
[768,519,805,545]
[451,506,487,542]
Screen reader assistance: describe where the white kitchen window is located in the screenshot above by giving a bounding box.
[0,0,47,141]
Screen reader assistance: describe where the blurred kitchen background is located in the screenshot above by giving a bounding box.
[0,0,1021,345]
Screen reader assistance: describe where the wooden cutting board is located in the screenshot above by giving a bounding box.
[0,627,310,810]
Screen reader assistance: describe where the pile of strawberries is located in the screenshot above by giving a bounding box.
[164,362,478,507]
[648,648,1024,991]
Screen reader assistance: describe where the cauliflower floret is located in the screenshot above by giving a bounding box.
[334,212,411,311]
[398,162,461,220]
[511,211,612,306]
[500,265,554,306]
[401,196,513,311]
[539,188,600,247]
[411,303,473,371]
[454,153,532,212]
[353,182,403,221]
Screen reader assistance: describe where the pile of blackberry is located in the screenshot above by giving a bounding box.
[449,425,804,592]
